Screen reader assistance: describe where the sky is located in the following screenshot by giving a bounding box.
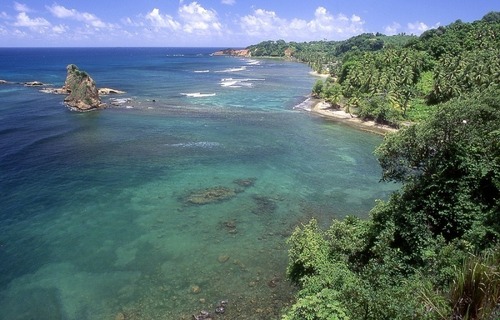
[0,0,498,47]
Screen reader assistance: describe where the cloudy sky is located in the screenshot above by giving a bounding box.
[0,0,497,47]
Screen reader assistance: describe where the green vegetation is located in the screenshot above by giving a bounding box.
[247,13,499,126]
[280,12,500,320]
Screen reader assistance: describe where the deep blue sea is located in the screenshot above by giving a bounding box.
[0,48,397,319]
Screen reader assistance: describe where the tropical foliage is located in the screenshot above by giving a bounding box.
[284,88,500,320]
[249,13,499,126]
[282,12,500,320]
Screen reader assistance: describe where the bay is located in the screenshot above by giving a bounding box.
[0,48,396,319]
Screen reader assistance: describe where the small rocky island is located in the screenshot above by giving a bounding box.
[62,64,105,112]
[35,64,125,111]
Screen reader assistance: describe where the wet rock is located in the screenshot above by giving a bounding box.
[183,186,236,205]
[98,87,126,95]
[39,87,68,94]
[24,81,45,86]
[110,97,133,106]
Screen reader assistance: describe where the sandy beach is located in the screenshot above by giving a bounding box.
[306,99,399,135]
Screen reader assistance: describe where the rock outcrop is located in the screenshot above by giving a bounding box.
[63,64,105,112]
[212,48,250,57]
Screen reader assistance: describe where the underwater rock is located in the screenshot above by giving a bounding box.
[184,186,236,205]
[218,254,230,263]
[192,310,212,320]
[221,219,238,234]
[267,276,280,288]
[252,195,278,215]
[190,285,202,294]
[114,312,126,320]
[233,177,256,188]
[215,300,228,314]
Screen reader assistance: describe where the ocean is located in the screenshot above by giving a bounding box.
[0,48,397,319]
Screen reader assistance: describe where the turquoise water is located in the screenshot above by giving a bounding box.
[0,48,396,319]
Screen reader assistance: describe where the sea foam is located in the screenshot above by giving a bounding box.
[180,92,216,97]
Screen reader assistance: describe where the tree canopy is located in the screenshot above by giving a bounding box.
[299,12,500,126]
[282,12,500,320]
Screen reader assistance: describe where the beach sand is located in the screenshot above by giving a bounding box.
[308,99,399,135]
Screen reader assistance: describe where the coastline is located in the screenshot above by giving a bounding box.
[298,97,399,135]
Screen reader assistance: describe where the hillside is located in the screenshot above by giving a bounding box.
[246,12,499,127]
[279,12,500,320]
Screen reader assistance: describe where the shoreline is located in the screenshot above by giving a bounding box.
[297,97,399,135]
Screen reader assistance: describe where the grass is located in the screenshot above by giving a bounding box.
[449,250,500,320]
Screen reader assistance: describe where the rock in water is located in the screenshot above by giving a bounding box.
[63,64,104,112]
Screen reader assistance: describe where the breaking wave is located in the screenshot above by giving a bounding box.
[167,141,221,148]
[180,92,216,97]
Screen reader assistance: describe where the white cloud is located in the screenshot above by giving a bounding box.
[13,12,51,29]
[0,11,10,20]
[14,2,31,13]
[145,8,181,30]
[52,24,67,34]
[351,15,361,23]
[384,22,401,35]
[221,0,235,5]
[178,2,222,34]
[407,21,439,35]
[47,4,111,29]
[240,9,285,36]
[143,2,222,36]
[407,21,429,33]
[240,6,364,41]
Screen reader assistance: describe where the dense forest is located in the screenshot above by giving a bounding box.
[247,12,499,127]
[248,12,500,320]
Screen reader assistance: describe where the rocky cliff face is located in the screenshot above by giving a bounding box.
[211,49,250,57]
[63,64,104,112]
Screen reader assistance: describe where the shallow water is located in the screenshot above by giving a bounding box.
[0,48,397,319]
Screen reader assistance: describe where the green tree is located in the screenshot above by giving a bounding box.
[374,88,500,259]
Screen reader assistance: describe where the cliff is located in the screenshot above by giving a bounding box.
[211,48,250,57]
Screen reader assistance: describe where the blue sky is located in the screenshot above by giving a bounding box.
[0,1,498,47]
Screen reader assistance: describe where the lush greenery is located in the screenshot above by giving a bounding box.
[248,13,499,126]
[284,88,500,320]
[281,12,500,320]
